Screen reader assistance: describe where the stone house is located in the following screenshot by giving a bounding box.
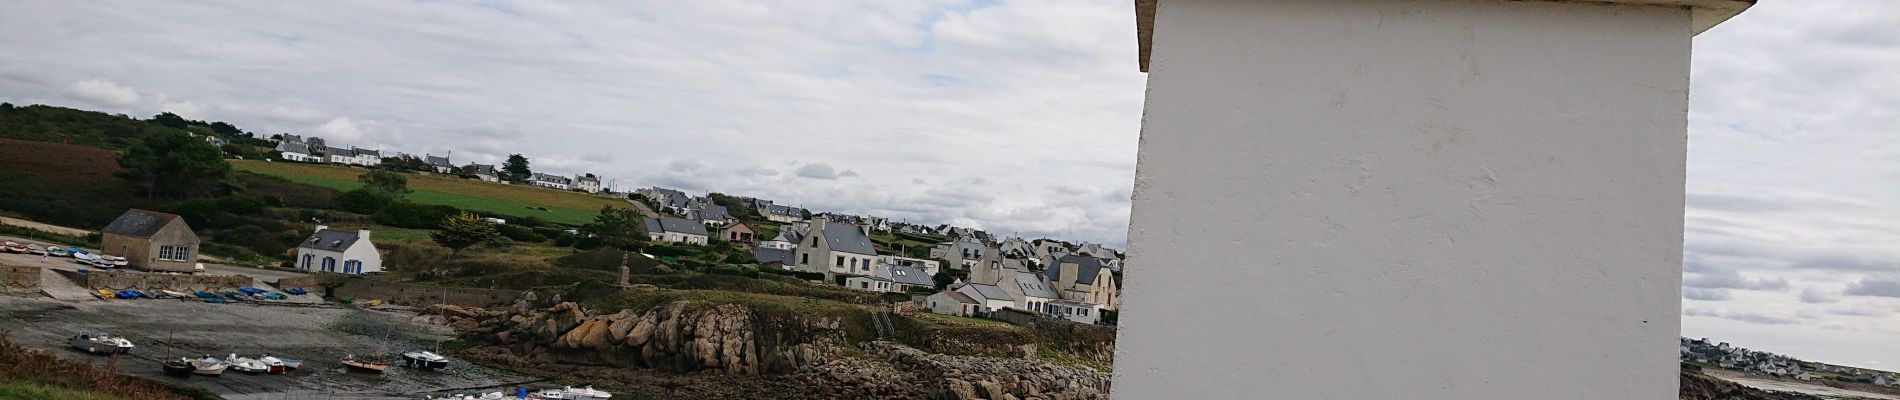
[100,209,201,273]
[575,174,601,193]
[295,225,383,275]
[927,290,980,317]
[466,163,500,182]
[955,283,1015,314]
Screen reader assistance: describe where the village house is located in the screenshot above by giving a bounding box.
[643,217,709,245]
[926,290,981,317]
[759,229,803,251]
[718,222,755,243]
[878,255,941,276]
[276,140,317,163]
[294,225,383,275]
[999,237,1034,258]
[845,264,934,293]
[752,247,796,269]
[955,283,1016,314]
[696,205,733,226]
[930,237,991,271]
[792,218,877,276]
[466,164,500,182]
[763,204,806,223]
[100,209,201,273]
[1032,238,1072,267]
[1047,255,1121,310]
[426,155,454,173]
[530,173,573,190]
[329,147,382,167]
[575,174,602,193]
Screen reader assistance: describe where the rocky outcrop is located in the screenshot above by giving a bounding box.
[786,342,1111,400]
[428,301,846,375]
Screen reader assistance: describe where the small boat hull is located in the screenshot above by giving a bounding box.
[341,358,389,373]
[403,353,450,369]
[190,359,227,376]
[162,359,194,378]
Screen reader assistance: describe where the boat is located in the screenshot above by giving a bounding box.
[341,354,390,373]
[226,353,269,374]
[1,241,20,252]
[102,254,129,267]
[162,357,195,378]
[47,246,68,257]
[285,287,309,295]
[430,393,506,400]
[113,289,143,299]
[190,355,228,376]
[69,333,133,354]
[401,350,450,369]
[259,353,301,372]
[160,290,191,298]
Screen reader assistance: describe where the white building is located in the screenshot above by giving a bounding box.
[325,147,382,167]
[529,173,572,190]
[294,225,382,275]
[955,283,1015,314]
[926,290,980,317]
[760,229,803,251]
[792,219,878,276]
[643,217,708,245]
[575,174,602,193]
[878,255,941,276]
[845,264,934,293]
[276,138,318,163]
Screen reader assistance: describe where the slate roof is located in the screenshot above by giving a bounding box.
[753,247,795,265]
[699,205,730,221]
[280,134,303,144]
[767,205,805,216]
[942,291,979,304]
[102,209,183,238]
[278,142,310,155]
[822,222,875,255]
[888,265,935,286]
[1047,255,1108,285]
[300,228,364,251]
[1013,271,1060,298]
[323,146,350,155]
[963,283,1012,302]
[577,174,600,183]
[469,164,497,175]
[352,147,381,158]
[771,229,805,244]
[644,217,707,236]
[426,155,452,167]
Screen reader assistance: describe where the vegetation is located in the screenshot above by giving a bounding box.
[432,212,502,254]
[0,332,210,400]
[356,169,411,199]
[502,154,531,182]
[579,206,646,250]
[232,160,625,225]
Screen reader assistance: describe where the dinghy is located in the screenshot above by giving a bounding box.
[162,357,195,378]
[401,350,450,369]
[226,353,269,374]
[341,354,390,373]
[69,333,133,354]
[541,386,613,399]
[258,353,300,373]
[190,355,228,376]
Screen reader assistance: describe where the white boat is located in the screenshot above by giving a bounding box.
[69,333,133,354]
[226,353,269,373]
[47,246,68,257]
[401,350,450,369]
[430,393,505,400]
[25,244,44,255]
[191,355,228,376]
[102,254,129,267]
[547,386,611,399]
[258,353,300,372]
[1,241,20,252]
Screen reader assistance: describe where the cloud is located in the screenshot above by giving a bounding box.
[1843,276,1900,298]
[1683,307,1803,325]
[1826,305,1890,318]
[1800,287,1840,304]
[1683,270,1791,292]
[317,117,366,142]
[66,79,140,107]
[794,163,841,180]
[1683,288,1734,301]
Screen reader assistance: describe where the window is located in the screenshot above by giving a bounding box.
[322,257,337,272]
[801,253,809,264]
[836,256,845,267]
[302,254,313,270]
[157,245,191,262]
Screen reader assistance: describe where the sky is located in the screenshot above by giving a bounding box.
[1,0,1896,370]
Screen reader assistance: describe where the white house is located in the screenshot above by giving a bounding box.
[530,173,572,190]
[927,290,980,317]
[845,264,935,293]
[878,255,941,276]
[643,217,709,245]
[295,225,382,275]
[467,164,500,182]
[326,147,382,167]
[792,219,879,276]
[955,283,1015,314]
[760,229,803,251]
[575,174,602,193]
[426,155,454,173]
[275,136,318,163]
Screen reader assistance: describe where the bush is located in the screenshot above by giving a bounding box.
[371,201,459,229]
[555,249,665,274]
[336,189,391,214]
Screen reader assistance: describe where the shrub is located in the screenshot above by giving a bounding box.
[372,201,459,229]
[336,189,390,214]
[495,223,546,243]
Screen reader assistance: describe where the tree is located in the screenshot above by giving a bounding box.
[336,189,392,214]
[118,132,231,198]
[306,136,326,150]
[581,206,646,250]
[357,170,410,199]
[431,212,501,255]
[503,154,531,182]
[148,112,190,129]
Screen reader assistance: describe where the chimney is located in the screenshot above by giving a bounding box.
[315,224,329,232]
[358,229,372,240]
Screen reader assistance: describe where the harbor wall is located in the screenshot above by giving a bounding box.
[319,274,521,307]
[81,270,252,292]
[0,265,41,294]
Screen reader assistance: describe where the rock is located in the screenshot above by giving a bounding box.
[981,380,1006,399]
[947,378,980,400]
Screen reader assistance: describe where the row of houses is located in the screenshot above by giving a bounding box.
[97,209,385,276]
[272,135,607,193]
[1681,337,1900,386]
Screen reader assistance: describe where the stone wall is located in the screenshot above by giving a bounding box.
[320,274,522,307]
[0,265,41,294]
[273,276,317,289]
[82,270,251,292]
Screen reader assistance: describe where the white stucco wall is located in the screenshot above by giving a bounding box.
[1116,0,1690,399]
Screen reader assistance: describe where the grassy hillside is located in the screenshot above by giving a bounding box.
[0,138,139,227]
[232,160,629,225]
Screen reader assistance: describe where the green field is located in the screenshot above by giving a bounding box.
[233,160,630,225]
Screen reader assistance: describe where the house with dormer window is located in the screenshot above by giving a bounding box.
[295,225,382,275]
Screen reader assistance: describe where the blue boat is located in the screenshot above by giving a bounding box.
[285,287,309,295]
[237,287,265,295]
[113,289,143,299]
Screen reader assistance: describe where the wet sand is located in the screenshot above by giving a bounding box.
[1709,370,1900,400]
[0,295,544,399]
